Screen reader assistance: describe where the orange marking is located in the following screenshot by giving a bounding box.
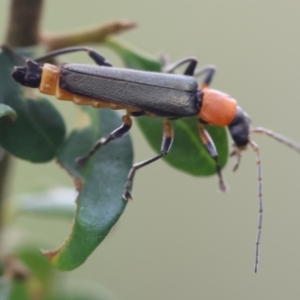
[122,114,132,126]
[198,125,209,144]
[163,119,173,138]
[39,64,60,96]
[201,83,209,89]
[200,88,237,126]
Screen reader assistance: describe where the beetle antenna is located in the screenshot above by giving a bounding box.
[251,127,300,153]
[248,140,262,273]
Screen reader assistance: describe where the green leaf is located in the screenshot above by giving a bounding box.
[9,282,31,300]
[18,188,76,220]
[105,39,229,175]
[0,247,51,300]
[0,104,17,121]
[1,247,114,300]
[13,247,55,295]
[43,108,133,270]
[0,49,66,162]
[105,38,161,71]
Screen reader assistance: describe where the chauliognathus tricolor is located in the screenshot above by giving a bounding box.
[4,45,300,272]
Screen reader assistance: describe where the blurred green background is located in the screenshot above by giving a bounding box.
[1,0,300,299]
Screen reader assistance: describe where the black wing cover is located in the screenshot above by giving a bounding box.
[59,64,200,118]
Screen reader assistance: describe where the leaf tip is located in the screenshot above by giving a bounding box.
[40,248,59,264]
[41,247,68,269]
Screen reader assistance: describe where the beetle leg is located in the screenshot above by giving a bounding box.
[123,119,173,200]
[75,114,132,167]
[198,123,227,192]
[163,55,216,86]
[230,144,242,172]
[163,57,198,76]
[194,66,216,89]
[33,46,112,67]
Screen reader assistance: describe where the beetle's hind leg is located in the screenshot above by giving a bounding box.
[123,119,174,200]
[194,66,216,89]
[30,46,113,67]
[162,56,216,88]
[75,114,132,167]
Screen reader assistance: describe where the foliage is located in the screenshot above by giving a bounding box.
[0,3,229,298]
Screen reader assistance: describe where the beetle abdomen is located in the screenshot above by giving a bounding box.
[59,64,200,118]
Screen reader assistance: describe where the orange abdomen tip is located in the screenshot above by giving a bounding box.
[39,64,60,95]
[200,88,237,126]
[39,64,75,101]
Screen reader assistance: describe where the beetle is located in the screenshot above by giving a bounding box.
[6,46,300,272]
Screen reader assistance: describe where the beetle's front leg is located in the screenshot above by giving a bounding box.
[230,144,243,172]
[198,122,227,192]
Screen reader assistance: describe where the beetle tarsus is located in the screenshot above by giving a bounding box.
[123,170,134,200]
[123,188,133,201]
[123,169,135,201]
[219,180,227,193]
[75,156,89,168]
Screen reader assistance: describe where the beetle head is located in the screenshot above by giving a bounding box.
[228,107,251,148]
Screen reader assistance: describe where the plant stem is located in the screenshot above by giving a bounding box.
[0,150,10,231]
[5,0,43,47]
[0,0,44,245]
